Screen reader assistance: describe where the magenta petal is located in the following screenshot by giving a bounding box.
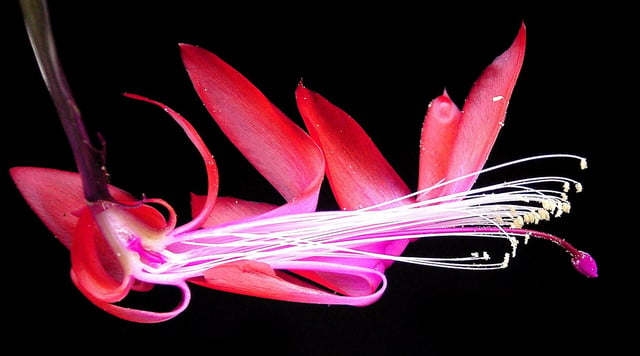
[443,23,526,195]
[180,44,324,214]
[296,83,412,210]
[72,272,191,323]
[10,167,135,248]
[191,194,277,227]
[194,260,385,306]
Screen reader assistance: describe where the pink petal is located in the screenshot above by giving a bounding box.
[295,83,414,277]
[69,208,132,304]
[417,91,462,201]
[180,44,324,214]
[193,260,385,306]
[443,23,527,195]
[10,167,135,248]
[123,93,220,233]
[71,269,191,323]
[191,194,277,227]
[88,283,191,323]
[296,83,412,210]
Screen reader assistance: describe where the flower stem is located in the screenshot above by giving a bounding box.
[19,0,112,202]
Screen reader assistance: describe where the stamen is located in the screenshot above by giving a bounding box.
[580,158,588,170]
[129,154,594,283]
[502,228,598,278]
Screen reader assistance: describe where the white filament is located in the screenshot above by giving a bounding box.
[136,154,586,280]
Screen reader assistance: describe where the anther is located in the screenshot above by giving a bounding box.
[580,158,588,170]
[500,253,510,268]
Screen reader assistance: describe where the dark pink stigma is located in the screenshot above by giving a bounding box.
[434,227,597,277]
[503,228,598,278]
[571,251,598,278]
[128,238,167,266]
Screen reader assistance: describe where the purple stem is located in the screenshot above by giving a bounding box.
[19,0,112,202]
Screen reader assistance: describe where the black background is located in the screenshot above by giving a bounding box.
[1,1,626,354]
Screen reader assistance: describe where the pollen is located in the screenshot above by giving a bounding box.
[492,95,504,101]
[575,183,583,193]
[541,199,555,212]
[580,158,588,170]
[510,216,524,229]
[537,208,550,221]
[482,251,490,260]
[500,253,511,268]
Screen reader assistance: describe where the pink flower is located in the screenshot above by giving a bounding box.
[10,22,595,323]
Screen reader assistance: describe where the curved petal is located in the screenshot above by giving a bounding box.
[71,270,192,323]
[191,194,277,227]
[70,207,132,303]
[295,83,413,277]
[180,44,324,214]
[417,91,462,201]
[443,23,526,195]
[123,93,219,234]
[296,83,412,210]
[10,167,135,248]
[193,260,385,306]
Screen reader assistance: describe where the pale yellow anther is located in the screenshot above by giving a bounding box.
[537,208,550,221]
[575,182,583,193]
[563,182,571,192]
[542,199,555,211]
[561,202,571,214]
[532,212,541,224]
[501,253,511,268]
[511,216,524,229]
[580,158,588,170]
[554,207,563,218]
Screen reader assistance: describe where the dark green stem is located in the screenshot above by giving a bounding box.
[19,0,112,202]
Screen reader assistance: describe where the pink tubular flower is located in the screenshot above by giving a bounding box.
[11,22,596,323]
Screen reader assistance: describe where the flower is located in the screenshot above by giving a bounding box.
[11,22,595,323]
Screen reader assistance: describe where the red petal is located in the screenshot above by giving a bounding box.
[71,270,191,323]
[417,91,462,201]
[123,93,219,233]
[443,23,526,195]
[193,260,385,306]
[296,83,412,210]
[10,167,135,248]
[70,208,132,303]
[180,44,324,214]
[191,194,276,227]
